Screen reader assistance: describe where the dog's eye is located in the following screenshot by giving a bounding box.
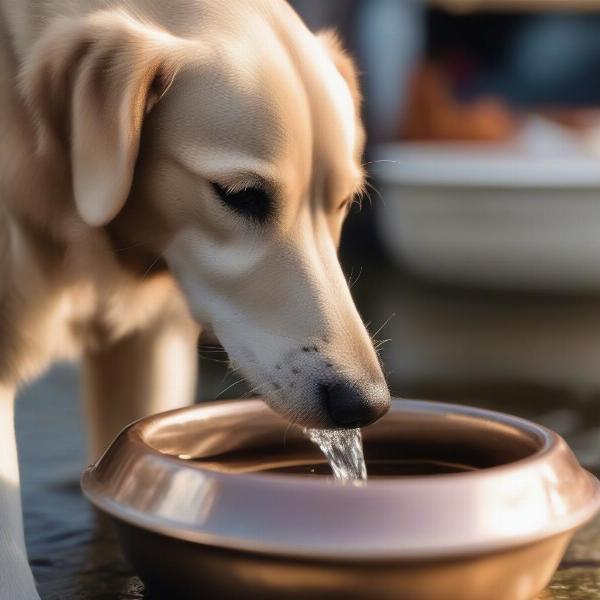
[211,183,273,224]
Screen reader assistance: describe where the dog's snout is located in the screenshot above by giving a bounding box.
[321,381,390,428]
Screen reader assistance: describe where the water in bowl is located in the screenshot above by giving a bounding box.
[263,457,477,477]
[191,427,479,480]
[304,428,367,481]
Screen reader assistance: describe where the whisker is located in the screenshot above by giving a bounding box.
[361,159,402,167]
[141,252,165,280]
[373,338,391,350]
[348,266,363,289]
[217,376,248,399]
[243,381,270,397]
[364,178,384,207]
[371,313,396,340]
[196,353,231,365]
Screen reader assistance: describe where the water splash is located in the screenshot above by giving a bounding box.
[304,428,367,481]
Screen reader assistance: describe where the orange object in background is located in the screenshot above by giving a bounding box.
[401,63,517,141]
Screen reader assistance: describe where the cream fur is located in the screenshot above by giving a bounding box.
[0,1,389,597]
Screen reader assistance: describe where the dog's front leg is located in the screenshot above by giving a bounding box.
[0,384,40,600]
[82,311,199,460]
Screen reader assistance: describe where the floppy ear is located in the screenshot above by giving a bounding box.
[21,11,184,227]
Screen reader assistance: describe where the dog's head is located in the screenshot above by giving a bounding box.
[22,1,390,428]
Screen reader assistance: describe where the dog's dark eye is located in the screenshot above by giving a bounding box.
[211,183,273,224]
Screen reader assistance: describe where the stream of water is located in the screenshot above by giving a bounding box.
[304,428,367,481]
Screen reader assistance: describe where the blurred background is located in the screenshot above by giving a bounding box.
[20,1,600,597]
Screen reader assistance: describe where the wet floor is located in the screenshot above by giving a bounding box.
[16,246,600,598]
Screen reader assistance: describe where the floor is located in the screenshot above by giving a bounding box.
[16,247,600,598]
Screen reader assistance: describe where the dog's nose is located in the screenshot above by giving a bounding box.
[321,381,390,428]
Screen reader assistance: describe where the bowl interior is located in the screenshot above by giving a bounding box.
[141,401,546,478]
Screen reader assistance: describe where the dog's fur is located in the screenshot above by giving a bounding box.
[0,1,390,597]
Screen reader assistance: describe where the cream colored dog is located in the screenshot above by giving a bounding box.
[0,1,390,597]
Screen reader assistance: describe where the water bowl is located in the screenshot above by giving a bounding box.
[81,399,600,600]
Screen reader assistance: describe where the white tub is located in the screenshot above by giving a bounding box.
[374,132,600,291]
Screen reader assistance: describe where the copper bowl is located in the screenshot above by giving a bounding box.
[81,399,600,600]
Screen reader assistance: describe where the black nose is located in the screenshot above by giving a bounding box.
[321,381,390,428]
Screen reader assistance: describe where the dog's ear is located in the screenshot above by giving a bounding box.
[21,12,184,227]
[316,30,362,111]
[316,29,365,157]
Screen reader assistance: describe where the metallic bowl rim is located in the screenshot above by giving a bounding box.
[82,399,600,561]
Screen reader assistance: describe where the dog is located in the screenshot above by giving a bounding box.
[0,1,391,597]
